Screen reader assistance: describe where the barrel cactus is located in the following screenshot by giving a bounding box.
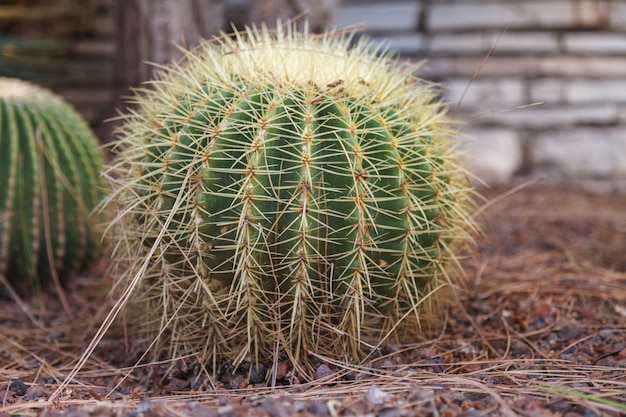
[104,26,475,378]
[0,77,105,296]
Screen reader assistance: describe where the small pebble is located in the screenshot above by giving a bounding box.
[378,406,408,417]
[227,375,246,390]
[23,384,48,401]
[366,385,390,405]
[249,363,267,384]
[558,324,582,341]
[315,364,333,380]
[8,380,27,396]
[58,408,90,417]
[307,400,330,416]
[275,362,289,380]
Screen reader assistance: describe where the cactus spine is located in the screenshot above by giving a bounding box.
[0,77,105,295]
[104,26,475,377]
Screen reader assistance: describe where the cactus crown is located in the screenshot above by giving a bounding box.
[0,77,105,296]
[104,25,475,379]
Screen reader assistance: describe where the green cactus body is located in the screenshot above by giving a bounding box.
[105,26,475,376]
[0,77,105,295]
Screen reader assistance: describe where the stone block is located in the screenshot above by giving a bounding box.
[485,31,559,54]
[566,80,626,103]
[478,104,620,129]
[529,79,567,103]
[609,2,626,28]
[563,32,626,54]
[531,129,626,180]
[417,57,537,79]
[429,32,558,55]
[459,128,523,186]
[427,1,606,32]
[429,33,484,55]
[444,78,525,109]
[417,56,626,79]
[369,34,427,55]
[336,2,420,32]
[532,79,626,104]
[539,57,626,77]
[74,39,117,56]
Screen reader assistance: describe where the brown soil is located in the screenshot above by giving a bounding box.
[2,186,626,417]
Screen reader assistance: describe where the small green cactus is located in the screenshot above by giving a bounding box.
[0,77,105,296]
[104,26,475,378]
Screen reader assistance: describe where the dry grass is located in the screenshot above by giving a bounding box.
[2,186,626,416]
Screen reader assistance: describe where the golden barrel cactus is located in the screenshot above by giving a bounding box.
[0,78,105,295]
[103,26,475,378]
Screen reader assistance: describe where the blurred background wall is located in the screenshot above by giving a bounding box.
[336,0,626,193]
[3,0,625,192]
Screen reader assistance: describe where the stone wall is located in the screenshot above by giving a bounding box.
[0,1,116,126]
[337,0,626,192]
[28,0,625,191]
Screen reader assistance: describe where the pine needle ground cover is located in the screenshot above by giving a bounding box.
[2,187,626,416]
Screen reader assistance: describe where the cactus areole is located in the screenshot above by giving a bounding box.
[0,77,105,296]
[105,26,475,377]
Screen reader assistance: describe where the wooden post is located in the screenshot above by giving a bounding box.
[102,0,225,143]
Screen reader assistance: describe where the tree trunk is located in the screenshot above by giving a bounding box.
[247,0,341,33]
[101,0,224,143]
